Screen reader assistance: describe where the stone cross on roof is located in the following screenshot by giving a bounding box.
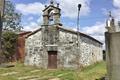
[109,11,112,17]
[50,0,54,4]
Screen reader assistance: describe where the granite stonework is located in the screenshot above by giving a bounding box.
[24,1,103,69]
[24,30,48,68]
[57,27,103,68]
[24,25,103,69]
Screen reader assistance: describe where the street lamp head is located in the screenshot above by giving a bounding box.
[78,4,82,11]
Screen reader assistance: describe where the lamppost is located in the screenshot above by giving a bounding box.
[77,4,81,32]
[76,4,82,68]
[77,4,81,43]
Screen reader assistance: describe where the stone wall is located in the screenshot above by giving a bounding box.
[58,30,79,68]
[80,35,103,65]
[24,30,48,68]
[58,29,102,68]
[24,26,103,69]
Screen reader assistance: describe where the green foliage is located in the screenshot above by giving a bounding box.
[2,31,18,60]
[3,0,22,31]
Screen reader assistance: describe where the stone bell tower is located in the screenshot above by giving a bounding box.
[42,0,62,26]
[42,0,60,52]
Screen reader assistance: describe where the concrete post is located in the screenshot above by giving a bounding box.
[105,32,120,80]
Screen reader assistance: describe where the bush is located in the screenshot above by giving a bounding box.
[2,31,18,61]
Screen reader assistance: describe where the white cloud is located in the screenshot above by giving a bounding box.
[37,16,43,23]
[70,22,105,49]
[16,2,44,15]
[16,0,91,18]
[56,0,91,18]
[112,9,120,21]
[16,2,44,31]
[81,22,106,43]
[111,0,120,21]
[28,16,34,21]
[113,0,120,8]
[23,22,40,31]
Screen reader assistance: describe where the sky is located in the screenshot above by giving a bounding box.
[10,0,120,48]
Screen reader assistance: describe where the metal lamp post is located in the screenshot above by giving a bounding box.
[76,4,82,68]
[77,4,81,42]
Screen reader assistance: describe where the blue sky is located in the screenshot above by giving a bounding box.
[10,0,120,44]
[11,0,113,27]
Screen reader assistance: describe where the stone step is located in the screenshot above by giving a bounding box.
[18,76,39,80]
[27,76,56,80]
[1,72,18,76]
[18,72,62,80]
[30,70,41,73]
[49,78,60,80]
[28,78,40,80]
[57,72,71,77]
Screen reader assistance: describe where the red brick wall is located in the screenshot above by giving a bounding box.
[16,32,31,62]
[17,36,25,62]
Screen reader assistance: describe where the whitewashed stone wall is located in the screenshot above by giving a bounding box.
[58,30,79,68]
[58,29,103,68]
[24,30,48,68]
[24,27,103,69]
[80,36,103,66]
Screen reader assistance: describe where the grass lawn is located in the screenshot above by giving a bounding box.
[0,61,106,80]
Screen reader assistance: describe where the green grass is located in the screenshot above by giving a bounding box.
[0,61,106,80]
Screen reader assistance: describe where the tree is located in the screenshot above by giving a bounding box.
[2,31,18,61]
[0,0,22,62]
[3,0,22,31]
[0,0,5,60]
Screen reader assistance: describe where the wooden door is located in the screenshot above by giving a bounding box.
[48,51,57,69]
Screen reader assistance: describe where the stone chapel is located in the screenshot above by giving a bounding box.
[24,1,103,69]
